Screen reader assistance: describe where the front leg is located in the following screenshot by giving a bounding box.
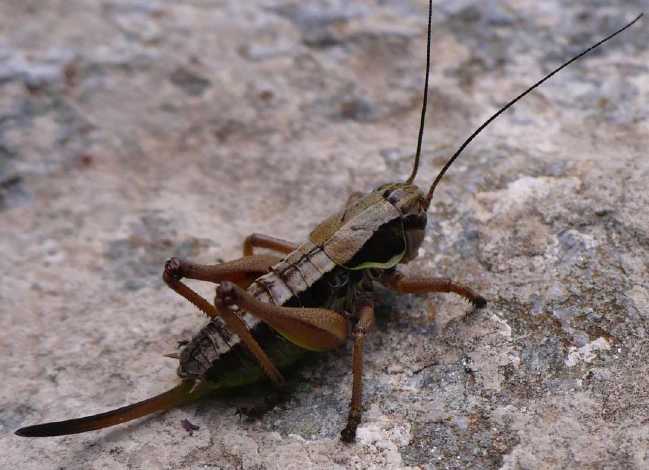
[382,270,486,309]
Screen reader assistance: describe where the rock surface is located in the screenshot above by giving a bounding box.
[1,1,648,469]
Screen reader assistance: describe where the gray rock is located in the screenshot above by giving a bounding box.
[1,1,648,469]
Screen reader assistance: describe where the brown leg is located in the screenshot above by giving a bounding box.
[243,233,298,257]
[163,255,285,385]
[382,271,486,308]
[216,282,348,351]
[213,299,285,385]
[340,303,375,443]
[164,254,281,289]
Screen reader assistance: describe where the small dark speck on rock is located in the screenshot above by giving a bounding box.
[78,153,94,167]
[169,67,211,97]
[181,418,200,436]
[339,96,376,122]
[303,30,342,49]
[595,208,612,217]
[0,173,29,210]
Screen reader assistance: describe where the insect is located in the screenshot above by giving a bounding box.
[15,3,642,443]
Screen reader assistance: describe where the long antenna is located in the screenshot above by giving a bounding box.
[424,12,643,209]
[406,0,432,184]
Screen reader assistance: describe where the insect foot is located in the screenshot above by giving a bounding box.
[163,257,183,282]
[473,295,487,309]
[340,414,361,443]
[216,281,238,306]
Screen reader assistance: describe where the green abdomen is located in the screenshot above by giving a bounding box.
[202,324,309,390]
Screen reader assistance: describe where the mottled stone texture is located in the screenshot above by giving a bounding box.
[1,1,648,469]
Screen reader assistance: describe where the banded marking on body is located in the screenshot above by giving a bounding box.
[181,242,340,379]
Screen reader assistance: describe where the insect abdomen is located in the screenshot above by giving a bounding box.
[248,241,336,306]
[177,320,233,379]
[177,242,337,383]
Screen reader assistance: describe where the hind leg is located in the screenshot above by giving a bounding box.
[163,255,286,385]
[215,281,348,352]
[243,233,298,257]
[164,254,281,289]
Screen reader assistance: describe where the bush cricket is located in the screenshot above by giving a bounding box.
[15,3,642,443]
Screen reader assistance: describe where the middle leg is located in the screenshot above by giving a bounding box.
[340,302,375,443]
[243,233,298,257]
